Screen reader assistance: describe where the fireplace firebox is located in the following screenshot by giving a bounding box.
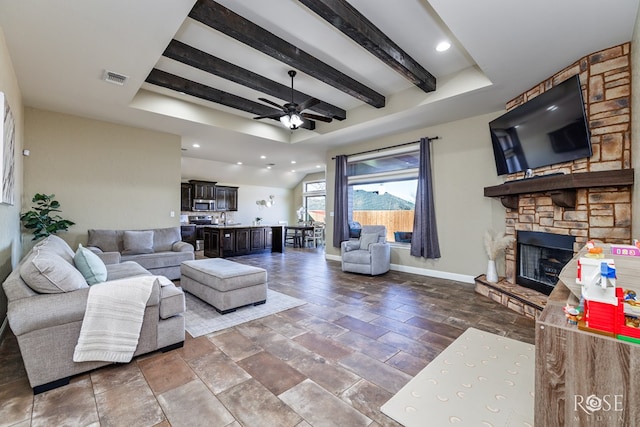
[516,231,575,295]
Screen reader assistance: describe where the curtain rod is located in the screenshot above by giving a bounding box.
[331,136,439,160]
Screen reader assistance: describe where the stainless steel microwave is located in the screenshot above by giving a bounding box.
[192,199,215,211]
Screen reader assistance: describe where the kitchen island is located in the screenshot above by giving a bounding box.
[203,224,283,258]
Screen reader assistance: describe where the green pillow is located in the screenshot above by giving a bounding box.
[74,244,108,285]
[359,233,380,250]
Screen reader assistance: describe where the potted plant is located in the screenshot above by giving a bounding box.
[254,217,262,225]
[20,193,75,241]
[483,229,513,282]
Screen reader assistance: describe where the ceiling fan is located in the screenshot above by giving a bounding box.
[253,70,333,129]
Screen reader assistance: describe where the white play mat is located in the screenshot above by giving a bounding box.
[381,327,535,426]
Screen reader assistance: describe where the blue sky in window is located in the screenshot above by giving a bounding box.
[354,180,417,203]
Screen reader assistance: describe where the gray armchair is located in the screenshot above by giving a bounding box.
[341,225,391,275]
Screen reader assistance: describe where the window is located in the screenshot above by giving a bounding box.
[347,146,419,243]
[303,180,326,223]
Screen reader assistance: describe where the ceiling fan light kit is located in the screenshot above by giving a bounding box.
[280,113,303,129]
[254,70,332,130]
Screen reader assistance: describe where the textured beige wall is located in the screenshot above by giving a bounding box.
[326,112,507,281]
[24,108,181,249]
[0,25,24,332]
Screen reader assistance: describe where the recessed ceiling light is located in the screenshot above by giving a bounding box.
[291,160,296,164]
[291,170,296,173]
[237,161,243,165]
[192,143,200,148]
[260,155,266,159]
[316,165,321,168]
[267,166,272,169]
[436,41,451,52]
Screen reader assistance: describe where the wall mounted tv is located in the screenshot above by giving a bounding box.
[489,74,592,176]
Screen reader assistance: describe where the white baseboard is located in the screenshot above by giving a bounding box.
[325,254,474,284]
[390,263,475,284]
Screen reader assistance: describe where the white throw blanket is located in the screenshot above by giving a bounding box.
[73,275,168,363]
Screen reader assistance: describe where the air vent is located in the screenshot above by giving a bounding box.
[103,70,128,86]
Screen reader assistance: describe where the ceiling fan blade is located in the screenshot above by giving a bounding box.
[297,97,320,112]
[301,112,332,123]
[253,113,284,120]
[258,97,286,111]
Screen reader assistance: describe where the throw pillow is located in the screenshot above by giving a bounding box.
[87,229,120,252]
[74,244,108,285]
[359,233,380,250]
[34,235,75,265]
[122,230,155,255]
[20,249,89,293]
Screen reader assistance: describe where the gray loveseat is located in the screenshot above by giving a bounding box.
[2,235,186,393]
[87,227,194,280]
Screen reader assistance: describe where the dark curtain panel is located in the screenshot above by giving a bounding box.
[411,137,441,258]
[333,155,350,248]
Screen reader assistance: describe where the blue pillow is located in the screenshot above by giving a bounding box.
[74,244,108,285]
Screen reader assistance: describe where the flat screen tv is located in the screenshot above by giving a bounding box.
[489,75,592,176]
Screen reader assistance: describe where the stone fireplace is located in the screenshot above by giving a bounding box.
[476,42,634,318]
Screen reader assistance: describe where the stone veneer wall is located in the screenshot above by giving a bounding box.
[503,43,632,284]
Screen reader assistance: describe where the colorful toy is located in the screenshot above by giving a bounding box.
[578,257,617,334]
[563,304,582,325]
[585,240,604,258]
[575,245,640,343]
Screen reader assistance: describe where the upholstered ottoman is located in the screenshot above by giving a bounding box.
[180,258,267,314]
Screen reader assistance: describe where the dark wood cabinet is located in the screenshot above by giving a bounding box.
[182,181,238,212]
[203,228,219,257]
[250,228,265,251]
[221,230,235,254]
[180,225,196,249]
[190,180,217,200]
[215,186,238,211]
[265,228,272,249]
[235,228,251,254]
[180,183,192,211]
[203,226,281,258]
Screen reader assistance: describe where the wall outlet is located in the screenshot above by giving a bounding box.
[170,211,175,217]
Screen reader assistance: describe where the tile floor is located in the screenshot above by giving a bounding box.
[0,248,535,427]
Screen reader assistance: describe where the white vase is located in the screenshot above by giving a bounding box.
[486,259,498,282]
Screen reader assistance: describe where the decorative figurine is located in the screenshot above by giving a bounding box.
[563,304,582,325]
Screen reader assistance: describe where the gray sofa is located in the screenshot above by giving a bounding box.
[2,235,186,393]
[341,225,391,275]
[87,227,194,280]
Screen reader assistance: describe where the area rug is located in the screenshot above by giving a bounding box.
[381,327,535,426]
[183,289,306,337]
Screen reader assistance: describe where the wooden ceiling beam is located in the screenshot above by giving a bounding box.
[163,40,346,121]
[145,69,316,130]
[298,0,436,93]
[188,0,385,108]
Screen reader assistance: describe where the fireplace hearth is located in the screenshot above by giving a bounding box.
[517,231,575,295]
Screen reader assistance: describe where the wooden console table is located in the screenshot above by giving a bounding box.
[484,169,634,209]
[535,281,640,426]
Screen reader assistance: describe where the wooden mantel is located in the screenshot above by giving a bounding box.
[484,169,635,209]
